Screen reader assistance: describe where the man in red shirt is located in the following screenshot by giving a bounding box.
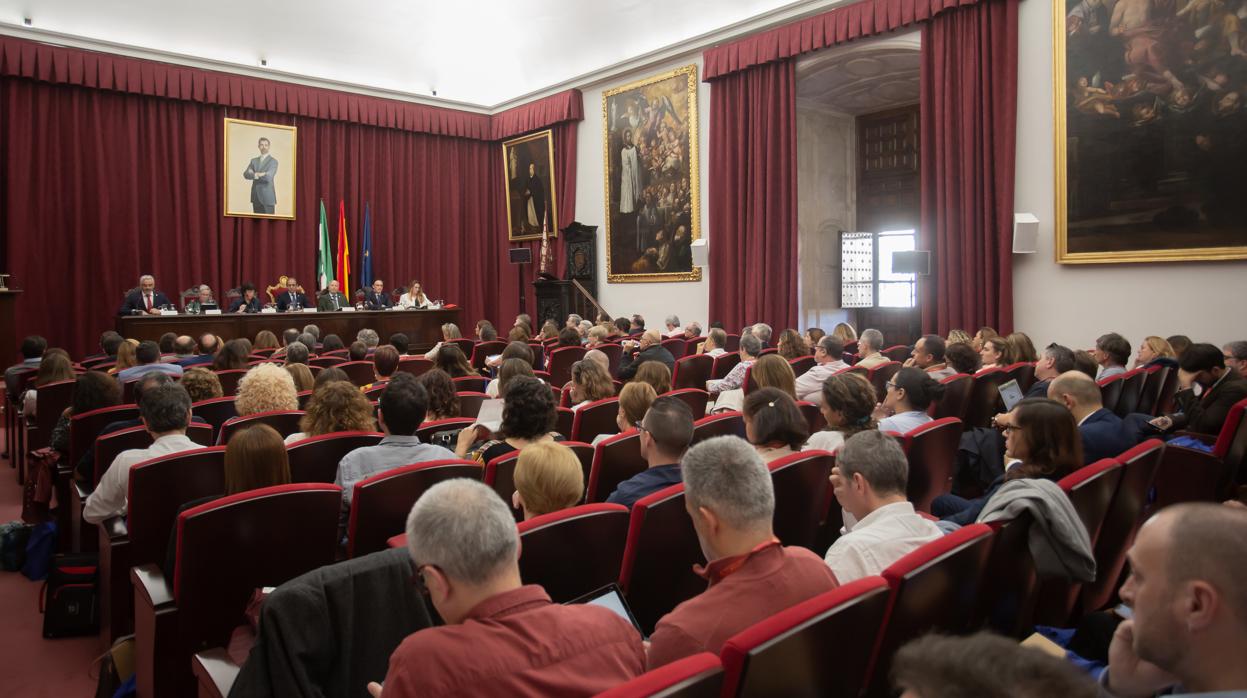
[371,479,645,697]
[645,436,839,669]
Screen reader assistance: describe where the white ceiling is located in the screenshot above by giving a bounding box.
[0,0,819,107]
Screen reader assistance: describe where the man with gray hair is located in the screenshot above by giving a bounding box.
[683,321,703,339]
[565,313,583,330]
[296,332,318,356]
[1224,340,1247,380]
[708,334,761,396]
[824,430,943,583]
[794,335,849,403]
[752,323,773,349]
[118,274,171,316]
[373,479,644,696]
[646,437,838,668]
[664,315,684,338]
[302,324,320,341]
[356,328,380,349]
[284,342,310,366]
[856,328,889,369]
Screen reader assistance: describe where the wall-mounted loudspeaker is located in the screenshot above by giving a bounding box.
[690,238,709,267]
[892,250,931,275]
[1013,213,1039,253]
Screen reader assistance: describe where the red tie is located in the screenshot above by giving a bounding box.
[145,294,152,311]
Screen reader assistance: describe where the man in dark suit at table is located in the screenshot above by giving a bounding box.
[317,279,350,311]
[275,278,310,312]
[365,279,393,310]
[117,275,171,316]
[228,282,263,314]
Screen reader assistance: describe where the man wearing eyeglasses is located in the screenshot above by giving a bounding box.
[371,480,644,697]
[794,335,850,403]
[606,396,694,509]
[1224,341,1247,380]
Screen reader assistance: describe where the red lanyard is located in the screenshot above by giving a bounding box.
[696,538,781,585]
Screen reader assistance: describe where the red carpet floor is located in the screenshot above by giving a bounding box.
[0,426,99,696]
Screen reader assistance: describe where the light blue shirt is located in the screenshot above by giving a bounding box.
[116,362,184,383]
[878,410,933,435]
[335,435,455,525]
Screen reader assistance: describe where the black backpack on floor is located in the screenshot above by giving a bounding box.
[40,553,100,638]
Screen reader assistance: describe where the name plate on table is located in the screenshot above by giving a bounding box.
[302,308,317,313]
[160,309,178,316]
[205,309,222,315]
[341,306,356,312]
[261,308,277,314]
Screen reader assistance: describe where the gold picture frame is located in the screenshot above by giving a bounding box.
[1053,2,1247,264]
[223,117,297,220]
[502,129,559,242]
[603,64,702,282]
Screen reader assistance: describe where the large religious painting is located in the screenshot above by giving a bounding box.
[503,130,558,242]
[223,118,297,220]
[603,65,702,282]
[1055,0,1247,263]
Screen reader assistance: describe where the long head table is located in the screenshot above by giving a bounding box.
[115,308,462,353]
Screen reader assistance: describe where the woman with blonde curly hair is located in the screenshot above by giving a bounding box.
[180,367,224,403]
[776,329,810,360]
[285,380,376,443]
[234,363,298,417]
[946,329,973,346]
[569,360,615,410]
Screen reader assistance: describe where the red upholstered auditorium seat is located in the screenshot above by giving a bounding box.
[216,409,305,445]
[448,338,475,356]
[70,404,141,479]
[1081,440,1163,614]
[931,373,972,422]
[286,431,384,483]
[470,340,507,370]
[452,375,489,393]
[554,406,576,440]
[767,450,835,550]
[1003,361,1037,393]
[1138,364,1169,416]
[596,343,622,376]
[618,483,705,634]
[795,400,825,434]
[788,355,815,378]
[308,356,346,369]
[516,503,630,603]
[213,369,248,396]
[192,397,238,442]
[1114,367,1147,417]
[724,334,741,353]
[548,346,587,387]
[964,368,1009,429]
[1149,397,1247,512]
[415,417,475,443]
[484,451,524,520]
[586,431,644,503]
[690,411,744,445]
[710,353,741,380]
[455,391,488,418]
[337,360,378,387]
[594,652,724,698]
[672,355,712,391]
[347,459,481,557]
[132,483,341,697]
[393,357,434,378]
[91,423,213,485]
[666,388,710,419]
[571,397,621,443]
[867,361,901,402]
[974,513,1040,638]
[719,577,891,698]
[898,417,962,513]
[1098,373,1126,416]
[742,365,756,394]
[362,383,388,400]
[661,338,687,360]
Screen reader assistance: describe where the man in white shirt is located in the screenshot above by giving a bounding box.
[794,336,850,404]
[664,315,685,338]
[906,335,956,382]
[824,430,943,583]
[856,328,890,369]
[698,328,729,358]
[83,383,200,524]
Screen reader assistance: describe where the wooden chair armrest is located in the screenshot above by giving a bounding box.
[103,515,128,541]
[131,563,174,609]
[192,648,241,698]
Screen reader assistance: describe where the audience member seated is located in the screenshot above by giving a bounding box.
[1101,503,1247,697]
[179,367,223,403]
[618,329,676,380]
[752,323,773,349]
[978,337,1012,372]
[253,330,281,351]
[477,322,499,343]
[708,334,761,396]
[213,339,251,371]
[805,372,879,453]
[568,360,614,411]
[285,363,315,392]
[434,344,475,379]
[794,336,849,403]
[512,441,585,520]
[972,326,998,352]
[1145,343,1247,437]
[164,335,198,364]
[234,363,299,417]
[51,370,121,454]
[83,382,198,523]
[157,332,177,356]
[1223,340,1247,380]
[297,332,318,355]
[876,367,941,434]
[682,321,702,340]
[21,349,74,418]
[322,334,346,353]
[824,430,943,582]
[804,327,825,351]
[698,327,729,358]
[892,632,1097,698]
[491,359,535,401]
[1006,332,1039,363]
[508,325,532,344]
[646,436,838,668]
[613,317,631,338]
[178,333,220,367]
[583,349,609,374]
[74,372,183,483]
[855,328,890,369]
[108,339,139,375]
[1030,343,1076,399]
[946,328,973,346]
[831,322,857,345]
[417,369,460,422]
[1166,335,1192,359]
[1073,349,1099,379]
[422,323,463,360]
[663,314,685,338]
[906,335,956,382]
[457,375,556,464]
[556,327,581,348]
[945,342,982,376]
[366,345,401,387]
[584,325,608,348]
[228,282,263,313]
[373,479,644,696]
[742,388,809,463]
[336,373,455,523]
[283,342,310,366]
[162,424,292,579]
[484,340,534,379]
[346,341,368,362]
[357,328,381,350]
[314,366,349,391]
[603,381,658,446]
[634,361,672,397]
[1093,332,1131,380]
[933,398,1082,525]
[776,329,809,360]
[751,353,798,398]
[606,396,694,508]
[539,320,560,342]
[1134,336,1178,370]
[1047,371,1133,463]
[286,380,377,444]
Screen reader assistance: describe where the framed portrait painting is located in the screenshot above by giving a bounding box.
[603,64,702,282]
[1055,1,1247,263]
[224,118,297,219]
[503,130,558,241]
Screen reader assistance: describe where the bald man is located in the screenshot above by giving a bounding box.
[617,329,675,380]
[1048,371,1134,463]
[1102,503,1247,696]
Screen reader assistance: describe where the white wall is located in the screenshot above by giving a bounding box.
[575,52,711,328]
[796,105,855,331]
[1011,0,1247,350]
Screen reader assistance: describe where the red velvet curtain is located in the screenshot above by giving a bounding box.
[707,60,799,331]
[919,0,1018,335]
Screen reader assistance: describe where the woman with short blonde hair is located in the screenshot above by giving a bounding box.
[831,322,857,344]
[1135,336,1177,368]
[616,381,658,433]
[234,363,298,416]
[512,441,585,519]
